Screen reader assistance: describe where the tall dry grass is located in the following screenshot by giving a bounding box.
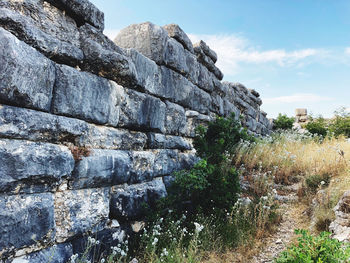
[235,131,349,185]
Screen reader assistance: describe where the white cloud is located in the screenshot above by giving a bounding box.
[346,107,350,112]
[103,29,120,41]
[345,47,350,55]
[188,33,326,76]
[263,93,334,104]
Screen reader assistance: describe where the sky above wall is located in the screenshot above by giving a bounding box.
[90,0,350,118]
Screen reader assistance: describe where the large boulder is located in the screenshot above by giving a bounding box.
[163,24,194,53]
[0,28,55,112]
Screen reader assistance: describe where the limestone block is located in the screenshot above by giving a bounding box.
[0,104,147,151]
[330,190,350,242]
[46,0,104,31]
[295,108,307,116]
[55,188,110,242]
[0,8,84,65]
[179,152,200,170]
[118,89,166,133]
[163,24,194,53]
[223,99,240,119]
[191,86,212,114]
[147,133,191,150]
[125,48,163,96]
[79,24,138,87]
[193,40,217,63]
[194,44,223,80]
[114,22,168,64]
[153,149,181,177]
[12,243,73,263]
[212,94,224,116]
[184,111,213,137]
[0,193,55,253]
[249,89,260,98]
[164,38,189,75]
[197,63,214,92]
[70,150,132,189]
[0,28,55,112]
[0,139,74,194]
[129,151,156,183]
[184,50,200,85]
[53,64,122,127]
[165,101,187,135]
[244,116,258,132]
[110,178,167,220]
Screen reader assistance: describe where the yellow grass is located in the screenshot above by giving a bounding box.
[235,133,350,185]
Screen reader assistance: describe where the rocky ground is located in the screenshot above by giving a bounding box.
[251,183,309,263]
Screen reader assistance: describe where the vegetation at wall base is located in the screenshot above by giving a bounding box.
[273,113,295,130]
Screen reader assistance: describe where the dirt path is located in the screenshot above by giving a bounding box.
[251,183,309,263]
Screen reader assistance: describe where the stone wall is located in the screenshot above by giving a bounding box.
[0,0,271,261]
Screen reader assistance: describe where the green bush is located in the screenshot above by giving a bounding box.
[305,173,330,193]
[305,117,328,137]
[329,107,350,138]
[275,229,350,263]
[273,114,295,130]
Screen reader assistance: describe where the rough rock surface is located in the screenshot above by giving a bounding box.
[163,23,194,53]
[330,190,350,242]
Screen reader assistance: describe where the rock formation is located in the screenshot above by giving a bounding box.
[0,0,272,261]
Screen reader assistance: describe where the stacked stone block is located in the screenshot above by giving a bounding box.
[0,0,271,261]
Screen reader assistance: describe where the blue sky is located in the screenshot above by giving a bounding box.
[90,0,350,118]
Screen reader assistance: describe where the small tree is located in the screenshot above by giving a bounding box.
[305,116,328,137]
[273,113,295,130]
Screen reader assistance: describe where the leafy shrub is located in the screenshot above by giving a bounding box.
[273,114,295,130]
[305,117,328,137]
[275,229,350,263]
[305,173,330,193]
[329,107,350,138]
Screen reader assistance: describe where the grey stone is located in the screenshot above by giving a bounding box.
[46,0,104,31]
[70,149,132,189]
[55,188,110,242]
[249,89,260,98]
[110,178,167,220]
[153,149,181,177]
[0,193,55,253]
[223,99,240,118]
[118,89,166,133]
[147,133,191,150]
[0,139,74,194]
[244,116,258,132]
[179,152,200,170]
[0,104,147,150]
[163,175,175,189]
[52,64,122,127]
[114,22,169,64]
[163,38,189,75]
[165,101,186,135]
[82,126,147,151]
[79,24,138,87]
[125,48,163,95]
[194,43,223,80]
[197,63,214,92]
[193,40,217,63]
[129,151,156,183]
[0,8,84,65]
[191,86,212,114]
[0,28,55,112]
[184,50,200,85]
[12,243,73,263]
[163,24,194,53]
[184,111,213,137]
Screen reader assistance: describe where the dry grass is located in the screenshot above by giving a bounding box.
[235,132,349,185]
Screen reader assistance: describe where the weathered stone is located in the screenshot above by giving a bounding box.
[194,43,223,80]
[153,150,181,177]
[191,86,212,114]
[70,150,131,189]
[147,133,191,150]
[0,193,55,254]
[0,28,55,112]
[197,63,214,92]
[163,24,194,53]
[249,89,260,98]
[55,188,110,242]
[82,126,147,151]
[164,38,189,75]
[223,99,240,118]
[125,48,163,95]
[194,40,217,63]
[0,8,84,65]
[330,191,350,242]
[114,22,168,64]
[12,243,73,263]
[0,104,147,150]
[184,111,213,137]
[110,178,167,220]
[52,64,122,127]
[46,0,104,31]
[0,139,74,194]
[295,108,307,116]
[129,151,156,183]
[79,24,138,87]
[184,50,200,85]
[179,152,199,170]
[244,116,258,132]
[118,89,166,133]
[165,101,186,135]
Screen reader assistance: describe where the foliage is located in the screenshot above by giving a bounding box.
[305,117,328,137]
[329,107,350,138]
[273,113,295,130]
[305,173,330,193]
[275,229,350,263]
